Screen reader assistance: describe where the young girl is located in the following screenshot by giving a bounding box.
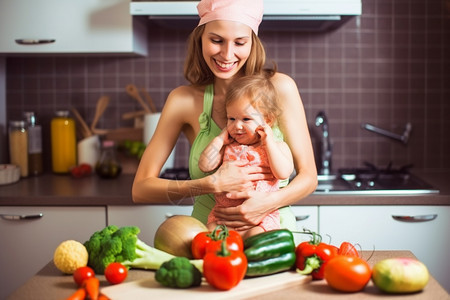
[199,73,294,238]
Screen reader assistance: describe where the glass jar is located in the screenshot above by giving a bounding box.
[51,110,77,174]
[9,120,28,177]
[95,140,122,179]
[23,112,43,176]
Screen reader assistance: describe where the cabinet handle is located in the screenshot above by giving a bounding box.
[15,39,55,45]
[295,215,310,221]
[0,213,43,221]
[392,214,437,223]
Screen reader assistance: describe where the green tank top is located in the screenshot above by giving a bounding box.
[189,84,298,231]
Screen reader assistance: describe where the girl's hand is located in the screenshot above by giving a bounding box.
[212,190,277,231]
[218,127,233,145]
[255,124,274,146]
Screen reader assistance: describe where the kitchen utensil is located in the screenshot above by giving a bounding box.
[90,96,110,135]
[71,108,92,138]
[122,110,147,120]
[101,271,310,300]
[126,84,152,114]
[141,87,157,113]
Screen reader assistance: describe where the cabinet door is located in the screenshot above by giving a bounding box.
[0,0,147,55]
[290,206,318,245]
[107,205,193,246]
[0,206,106,300]
[319,205,450,293]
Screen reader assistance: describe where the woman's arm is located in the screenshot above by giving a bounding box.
[213,73,318,229]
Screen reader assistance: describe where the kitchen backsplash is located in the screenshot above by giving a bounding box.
[5,0,450,172]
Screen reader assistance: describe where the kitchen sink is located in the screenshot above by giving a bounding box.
[313,168,440,195]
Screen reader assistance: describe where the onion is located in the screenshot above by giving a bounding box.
[154,215,207,259]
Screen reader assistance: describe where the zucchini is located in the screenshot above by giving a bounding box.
[245,238,295,262]
[246,252,296,277]
[244,229,294,249]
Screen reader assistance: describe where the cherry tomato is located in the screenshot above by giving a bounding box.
[338,241,359,257]
[105,262,128,284]
[73,266,95,286]
[324,256,372,292]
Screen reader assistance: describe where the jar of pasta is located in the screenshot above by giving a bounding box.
[9,120,28,177]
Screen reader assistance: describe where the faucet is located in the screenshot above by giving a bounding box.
[315,111,332,175]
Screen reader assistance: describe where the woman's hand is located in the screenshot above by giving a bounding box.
[211,160,273,193]
[212,190,277,231]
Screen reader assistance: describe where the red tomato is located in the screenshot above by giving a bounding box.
[104,262,128,284]
[338,242,359,257]
[203,245,247,290]
[191,231,212,259]
[205,230,243,255]
[191,226,244,259]
[324,256,372,292]
[73,266,95,286]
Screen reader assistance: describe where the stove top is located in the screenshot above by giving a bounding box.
[316,162,439,194]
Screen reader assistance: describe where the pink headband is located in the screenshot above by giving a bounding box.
[197,0,263,35]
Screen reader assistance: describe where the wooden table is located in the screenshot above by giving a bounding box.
[7,251,449,300]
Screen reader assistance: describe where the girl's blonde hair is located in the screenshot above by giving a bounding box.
[184,25,267,86]
[225,71,280,126]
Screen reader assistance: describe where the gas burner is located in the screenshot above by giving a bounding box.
[337,162,433,191]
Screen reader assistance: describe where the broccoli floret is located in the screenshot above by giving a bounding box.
[155,257,202,288]
[84,225,203,274]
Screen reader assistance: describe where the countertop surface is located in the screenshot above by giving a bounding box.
[7,251,449,300]
[1,170,449,206]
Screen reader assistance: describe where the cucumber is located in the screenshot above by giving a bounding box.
[244,229,294,249]
[372,258,430,293]
[246,252,296,277]
[245,238,295,262]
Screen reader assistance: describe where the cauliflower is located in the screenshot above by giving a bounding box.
[53,240,88,274]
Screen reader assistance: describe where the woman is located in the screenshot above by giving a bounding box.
[132,0,317,232]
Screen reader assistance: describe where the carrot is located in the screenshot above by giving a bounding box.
[98,293,111,300]
[83,277,99,300]
[66,287,86,300]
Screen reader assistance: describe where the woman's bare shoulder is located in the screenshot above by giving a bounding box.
[271,72,298,90]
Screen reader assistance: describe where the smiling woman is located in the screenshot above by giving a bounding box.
[132,0,318,234]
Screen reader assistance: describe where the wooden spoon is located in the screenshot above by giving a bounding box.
[71,107,92,138]
[126,84,152,114]
[141,88,157,113]
[90,95,110,134]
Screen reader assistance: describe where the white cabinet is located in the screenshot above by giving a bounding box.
[290,206,319,245]
[107,205,194,247]
[0,206,106,300]
[0,0,147,55]
[319,205,450,293]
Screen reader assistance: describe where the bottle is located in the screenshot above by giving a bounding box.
[51,110,77,174]
[9,120,29,177]
[95,140,122,179]
[23,112,43,175]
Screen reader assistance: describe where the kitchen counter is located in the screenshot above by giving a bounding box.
[7,251,449,300]
[0,170,449,206]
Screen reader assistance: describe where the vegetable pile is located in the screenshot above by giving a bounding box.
[83,225,203,274]
[53,221,431,297]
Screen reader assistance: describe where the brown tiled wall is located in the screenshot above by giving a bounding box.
[6,0,450,172]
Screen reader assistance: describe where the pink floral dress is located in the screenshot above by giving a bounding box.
[207,141,281,231]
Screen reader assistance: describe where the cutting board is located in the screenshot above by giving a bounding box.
[101,271,311,300]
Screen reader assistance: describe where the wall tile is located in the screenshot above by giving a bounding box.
[5,0,450,171]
